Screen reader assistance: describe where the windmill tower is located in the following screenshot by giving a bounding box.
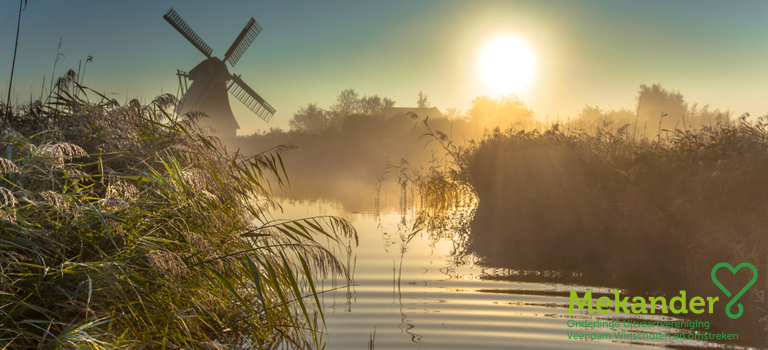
[163,8,275,139]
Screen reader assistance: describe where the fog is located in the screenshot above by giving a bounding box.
[226,83,737,211]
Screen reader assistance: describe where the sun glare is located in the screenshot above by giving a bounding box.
[479,35,536,94]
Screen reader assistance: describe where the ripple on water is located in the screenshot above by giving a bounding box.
[279,201,725,350]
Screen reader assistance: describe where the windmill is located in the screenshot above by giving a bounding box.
[163,7,275,139]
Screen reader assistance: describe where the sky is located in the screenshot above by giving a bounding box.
[1,0,767,135]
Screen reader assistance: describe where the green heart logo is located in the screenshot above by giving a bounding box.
[710,262,758,319]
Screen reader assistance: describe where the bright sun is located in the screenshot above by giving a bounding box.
[479,35,536,94]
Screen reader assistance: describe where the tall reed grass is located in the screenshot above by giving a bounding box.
[408,114,768,347]
[0,80,356,349]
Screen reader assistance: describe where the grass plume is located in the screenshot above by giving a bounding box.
[0,81,356,349]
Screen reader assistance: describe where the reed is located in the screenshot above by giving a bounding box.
[0,81,355,349]
[409,113,768,347]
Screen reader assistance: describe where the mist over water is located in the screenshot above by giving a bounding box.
[232,86,766,349]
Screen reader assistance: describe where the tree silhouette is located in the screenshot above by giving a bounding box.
[637,83,687,130]
[417,90,430,108]
[289,103,328,133]
[468,94,534,129]
[360,94,395,116]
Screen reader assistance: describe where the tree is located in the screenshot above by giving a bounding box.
[417,90,430,108]
[360,95,395,116]
[578,105,605,123]
[637,83,687,131]
[444,107,463,120]
[687,103,732,128]
[468,94,534,129]
[570,105,635,132]
[327,88,361,128]
[289,103,328,133]
[330,88,360,117]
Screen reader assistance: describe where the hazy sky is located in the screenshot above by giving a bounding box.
[2,0,767,134]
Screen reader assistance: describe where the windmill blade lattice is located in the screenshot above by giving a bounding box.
[227,75,276,123]
[224,18,262,67]
[163,8,213,58]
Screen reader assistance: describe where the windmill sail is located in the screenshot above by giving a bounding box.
[224,18,262,67]
[165,7,276,133]
[163,8,213,58]
[227,74,276,123]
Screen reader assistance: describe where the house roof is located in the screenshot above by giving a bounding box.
[382,107,443,119]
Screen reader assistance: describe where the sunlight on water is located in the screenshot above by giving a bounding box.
[278,199,725,350]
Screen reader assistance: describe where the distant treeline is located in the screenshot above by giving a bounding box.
[230,88,541,209]
[232,84,737,210]
[562,83,736,137]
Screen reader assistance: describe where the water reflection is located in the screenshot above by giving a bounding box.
[380,210,425,343]
[459,193,761,348]
[277,195,740,350]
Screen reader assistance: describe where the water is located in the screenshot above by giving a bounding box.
[279,199,732,350]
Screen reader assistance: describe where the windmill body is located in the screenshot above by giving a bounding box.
[178,58,239,139]
[163,8,275,140]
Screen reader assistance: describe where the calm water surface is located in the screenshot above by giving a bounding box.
[279,199,727,350]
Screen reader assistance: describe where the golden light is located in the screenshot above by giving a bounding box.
[479,35,536,94]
